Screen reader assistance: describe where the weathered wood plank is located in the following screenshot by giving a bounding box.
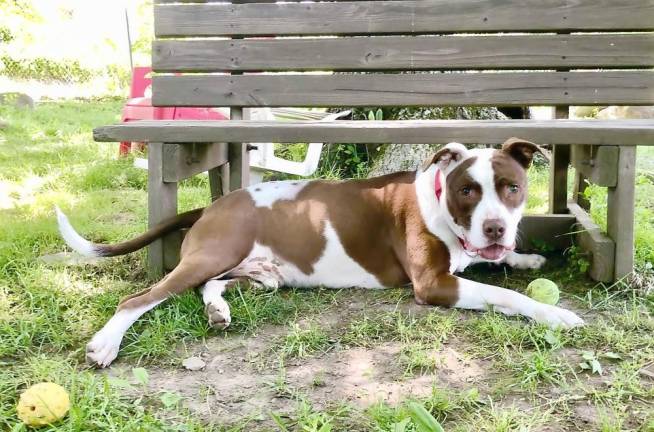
[568,203,615,282]
[93,119,654,146]
[518,214,576,251]
[549,106,570,214]
[155,0,358,3]
[570,145,619,187]
[152,72,654,107]
[607,146,637,279]
[228,108,250,191]
[154,34,654,72]
[162,142,228,182]
[147,143,179,277]
[155,0,654,37]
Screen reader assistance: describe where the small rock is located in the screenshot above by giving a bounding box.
[182,356,206,371]
[0,92,34,110]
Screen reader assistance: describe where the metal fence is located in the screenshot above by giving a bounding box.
[0,1,152,100]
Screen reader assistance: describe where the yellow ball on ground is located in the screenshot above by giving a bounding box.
[526,278,560,305]
[17,382,70,427]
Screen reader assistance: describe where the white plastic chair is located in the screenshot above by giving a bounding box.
[248,108,351,184]
[134,108,351,186]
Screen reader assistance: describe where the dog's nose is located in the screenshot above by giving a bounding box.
[483,219,506,241]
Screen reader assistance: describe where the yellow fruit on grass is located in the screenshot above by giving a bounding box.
[17,382,70,427]
[526,278,560,305]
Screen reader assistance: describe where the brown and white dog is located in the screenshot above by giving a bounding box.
[56,138,583,368]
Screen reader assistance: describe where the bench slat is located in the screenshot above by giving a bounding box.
[154,34,654,72]
[152,71,654,107]
[94,119,654,146]
[155,0,654,37]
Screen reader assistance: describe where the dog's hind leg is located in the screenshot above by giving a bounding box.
[201,278,262,330]
[202,279,235,330]
[86,255,233,368]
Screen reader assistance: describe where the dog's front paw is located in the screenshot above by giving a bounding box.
[205,298,231,330]
[531,304,585,329]
[86,331,121,368]
[506,252,547,270]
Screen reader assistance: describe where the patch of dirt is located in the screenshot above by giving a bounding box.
[110,295,492,427]
[287,342,488,408]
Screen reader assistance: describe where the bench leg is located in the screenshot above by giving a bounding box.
[228,143,250,190]
[607,146,637,280]
[548,144,570,214]
[549,106,570,214]
[148,142,178,277]
[208,164,229,201]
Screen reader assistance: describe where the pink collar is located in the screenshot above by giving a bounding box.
[433,169,466,249]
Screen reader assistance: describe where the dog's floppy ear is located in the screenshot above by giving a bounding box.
[422,142,469,173]
[502,137,543,169]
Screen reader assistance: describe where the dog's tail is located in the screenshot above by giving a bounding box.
[55,206,204,258]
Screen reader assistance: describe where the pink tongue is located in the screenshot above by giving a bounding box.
[478,244,506,260]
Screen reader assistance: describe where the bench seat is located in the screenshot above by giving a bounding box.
[94,119,654,146]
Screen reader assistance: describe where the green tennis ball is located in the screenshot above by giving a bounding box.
[526,278,560,305]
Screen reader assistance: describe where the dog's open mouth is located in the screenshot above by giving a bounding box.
[477,244,509,260]
[463,241,514,260]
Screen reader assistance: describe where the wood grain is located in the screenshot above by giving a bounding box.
[568,203,615,282]
[94,119,654,146]
[155,0,654,37]
[152,71,654,107]
[153,34,654,72]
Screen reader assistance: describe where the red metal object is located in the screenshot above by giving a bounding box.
[119,66,228,155]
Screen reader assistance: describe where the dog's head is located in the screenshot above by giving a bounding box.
[423,138,541,261]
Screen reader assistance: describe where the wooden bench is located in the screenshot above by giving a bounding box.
[94,0,654,280]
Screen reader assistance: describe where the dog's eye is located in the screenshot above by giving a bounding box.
[508,184,520,193]
[461,186,472,196]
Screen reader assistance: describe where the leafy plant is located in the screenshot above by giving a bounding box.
[0,55,95,83]
[408,402,446,432]
[530,238,556,254]
[159,391,182,409]
[565,245,590,276]
[132,367,149,387]
[579,351,603,375]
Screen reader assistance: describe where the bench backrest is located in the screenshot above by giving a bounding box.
[152,0,654,108]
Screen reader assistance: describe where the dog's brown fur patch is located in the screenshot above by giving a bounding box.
[445,157,481,230]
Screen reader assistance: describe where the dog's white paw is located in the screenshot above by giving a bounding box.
[507,253,547,270]
[531,304,585,329]
[86,331,121,368]
[205,298,231,330]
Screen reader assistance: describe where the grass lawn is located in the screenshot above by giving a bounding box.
[0,100,652,431]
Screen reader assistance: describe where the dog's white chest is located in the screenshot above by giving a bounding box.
[228,221,384,289]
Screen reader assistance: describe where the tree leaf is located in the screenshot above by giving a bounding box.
[132,367,149,386]
[581,351,596,361]
[590,359,603,375]
[159,391,182,409]
[602,352,622,360]
[269,412,290,432]
[408,402,445,432]
[544,330,560,346]
[391,418,411,432]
